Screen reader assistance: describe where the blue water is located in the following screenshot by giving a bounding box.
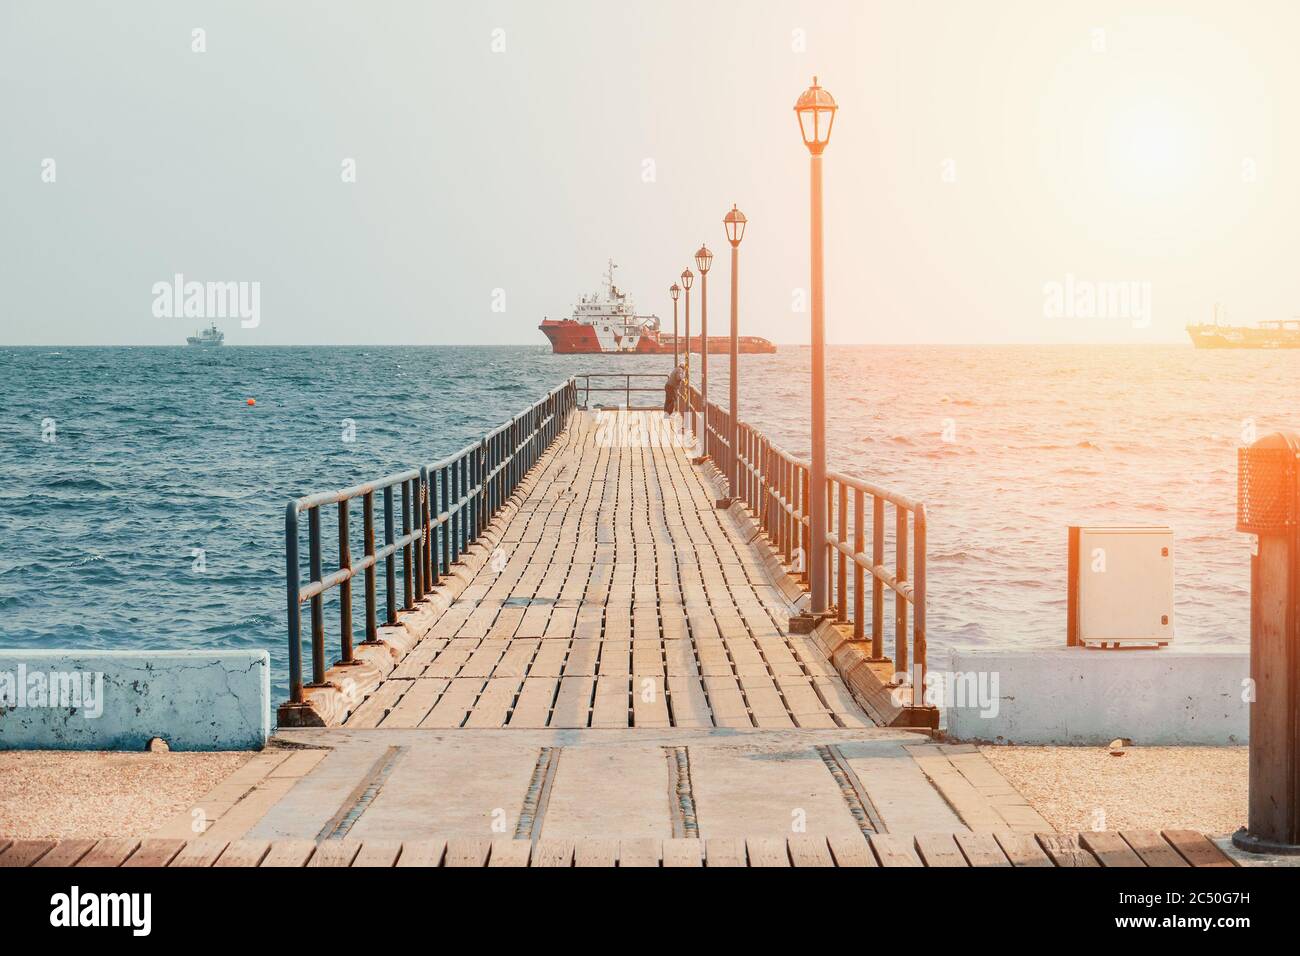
[2,345,1291,701]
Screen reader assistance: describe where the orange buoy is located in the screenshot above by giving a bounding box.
[246,398,256,406]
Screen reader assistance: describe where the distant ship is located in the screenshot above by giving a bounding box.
[1187,305,1300,349]
[539,260,776,355]
[186,323,225,347]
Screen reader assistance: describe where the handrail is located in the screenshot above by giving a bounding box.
[680,381,928,698]
[575,372,670,410]
[284,379,578,704]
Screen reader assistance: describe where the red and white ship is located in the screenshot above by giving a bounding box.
[539,260,775,354]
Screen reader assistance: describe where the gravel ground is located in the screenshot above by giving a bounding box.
[981,745,1248,835]
[0,751,250,840]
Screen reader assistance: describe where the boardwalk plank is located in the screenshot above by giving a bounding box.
[1162,829,1234,868]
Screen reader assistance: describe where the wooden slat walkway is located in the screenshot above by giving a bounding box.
[344,411,866,731]
[0,830,1234,868]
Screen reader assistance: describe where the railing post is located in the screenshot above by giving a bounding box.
[853,488,865,640]
[413,476,425,604]
[308,506,325,685]
[800,468,810,584]
[836,481,847,623]
[285,504,303,703]
[338,499,354,663]
[872,495,884,659]
[914,504,926,708]
[363,491,378,643]
[384,485,397,625]
[479,439,489,538]
[401,478,414,610]
[420,467,432,592]
[895,505,909,679]
[440,466,451,571]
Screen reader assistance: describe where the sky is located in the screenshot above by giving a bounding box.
[2,0,1299,345]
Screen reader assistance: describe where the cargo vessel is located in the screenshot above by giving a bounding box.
[185,323,225,347]
[539,261,775,354]
[1186,306,1300,349]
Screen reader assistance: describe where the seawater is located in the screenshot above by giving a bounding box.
[3,345,1290,699]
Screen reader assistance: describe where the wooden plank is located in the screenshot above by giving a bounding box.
[827,835,877,867]
[307,840,362,867]
[1079,831,1145,867]
[705,838,746,868]
[487,839,532,867]
[869,833,922,867]
[122,838,186,868]
[1121,830,1188,868]
[1162,829,1234,868]
[574,838,619,867]
[617,838,661,868]
[954,831,1012,867]
[1036,833,1098,867]
[550,675,593,728]
[787,835,835,867]
[75,838,140,868]
[661,838,704,868]
[993,830,1054,867]
[380,678,447,728]
[351,840,402,867]
[419,677,484,728]
[531,838,575,867]
[32,839,97,867]
[914,832,969,867]
[395,839,446,867]
[745,837,790,867]
[259,840,317,867]
[214,839,271,867]
[0,839,56,867]
[444,838,491,867]
[167,839,229,868]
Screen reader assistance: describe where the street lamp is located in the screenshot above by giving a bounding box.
[669,283,681,368]
[723,205,747,506]
[694,244,713,459]
[795,75,837,619]
[680,268,694,435]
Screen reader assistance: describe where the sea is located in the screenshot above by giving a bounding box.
[2,345,1292,700]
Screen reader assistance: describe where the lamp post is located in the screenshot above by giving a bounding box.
[680,268,694,436]
[723,205,747,505]
[795,76,837,620]
[694,244,713,460]
[669,283,681,368]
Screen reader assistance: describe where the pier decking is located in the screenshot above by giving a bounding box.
[129,407,1052,847]
[339,410,867,732]
[0,407,1243,863]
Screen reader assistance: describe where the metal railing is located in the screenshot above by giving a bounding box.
[284,379,578,704]
[683,382,928,694]
[576,373,669,411]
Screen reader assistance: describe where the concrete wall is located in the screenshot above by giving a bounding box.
[0,650,269,751]
[940,646,1249,746]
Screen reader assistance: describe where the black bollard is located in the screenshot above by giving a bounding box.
[1233,430,1300,854]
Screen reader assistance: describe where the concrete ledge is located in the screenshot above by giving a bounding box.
[0,650,270,751]
[942,646,1249,745]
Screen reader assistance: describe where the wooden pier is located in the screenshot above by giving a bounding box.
[0,408,1238,866]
